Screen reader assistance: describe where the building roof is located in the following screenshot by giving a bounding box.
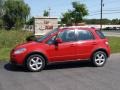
[34,16,58,19]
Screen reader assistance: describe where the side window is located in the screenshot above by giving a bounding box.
[76,30,94,41]
[58,30,75,42]
[96,30,105,39]
[47,36,56,44]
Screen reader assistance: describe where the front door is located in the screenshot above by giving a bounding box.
[47,29,77,62]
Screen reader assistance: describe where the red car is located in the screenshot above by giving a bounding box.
[10,26,110,72]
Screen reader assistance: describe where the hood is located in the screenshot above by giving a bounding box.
[14,41,42,49]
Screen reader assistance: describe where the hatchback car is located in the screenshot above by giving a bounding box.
[10,26,110,72]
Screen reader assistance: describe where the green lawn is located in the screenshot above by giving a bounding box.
[0,30,120,61]
[0,30,33,60]
[107,36,120,53]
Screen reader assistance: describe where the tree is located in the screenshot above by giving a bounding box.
[26,17,34,25]
[111,19,120,25]
[84,19,111,25]
[61,1,88,25]
[61,10,73,26]
[3,0,30,29]
[43,10,49,17]
[71,2,88,23]
[0,0,4,17]
[0,0,4,28]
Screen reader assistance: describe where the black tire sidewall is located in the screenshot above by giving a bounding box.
[26,54,45,72]
[92,51,107,67]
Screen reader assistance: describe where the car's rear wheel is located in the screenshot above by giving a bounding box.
[92,51,107,67]
[26,54,45,72]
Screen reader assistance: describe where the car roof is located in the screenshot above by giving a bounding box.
[59,26,96,31]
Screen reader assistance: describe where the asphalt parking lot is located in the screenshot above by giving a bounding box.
[0,53,120,90]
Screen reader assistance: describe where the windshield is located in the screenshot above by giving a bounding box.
[37,28,58,42]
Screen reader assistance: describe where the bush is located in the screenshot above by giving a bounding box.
[26,35,37,42]
[0,30,33,48]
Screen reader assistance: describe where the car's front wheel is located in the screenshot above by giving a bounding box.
[26,54,45,72]
[92,51,107,67]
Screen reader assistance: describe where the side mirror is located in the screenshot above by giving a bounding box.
[55,38,62,43]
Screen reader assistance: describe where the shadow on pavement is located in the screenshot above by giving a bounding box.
[4,61,93,72]
[45,61,93,70]
[4,63,28,72]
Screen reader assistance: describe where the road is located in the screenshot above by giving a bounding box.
[0,53,120,90]
[103,31,120,37]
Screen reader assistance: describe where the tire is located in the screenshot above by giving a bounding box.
[26,54,45,72]
[92,51,107,67]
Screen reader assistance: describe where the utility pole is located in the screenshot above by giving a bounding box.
[100,0,103,30]
[48,7,51,17]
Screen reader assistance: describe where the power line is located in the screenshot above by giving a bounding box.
[103,2,120,8]
[104,0,119,4]
[103,9,120,11]
[89,11,120,16]
[89,7,120,13]
[103,6,120,10]
[89,9,120,14]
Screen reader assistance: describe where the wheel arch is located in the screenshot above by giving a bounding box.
[24,51,48,65]
[91,48,108,59]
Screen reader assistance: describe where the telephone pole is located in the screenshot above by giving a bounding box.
[48,7,51,17]
[100,0,103,30]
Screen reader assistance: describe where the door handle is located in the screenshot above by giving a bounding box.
[70,44,75,47]
[92,42,97,45]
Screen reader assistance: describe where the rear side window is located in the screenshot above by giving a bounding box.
[96,30,105,39]
[76,30,94,41]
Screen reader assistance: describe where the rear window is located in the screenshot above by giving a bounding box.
[96,30,105,39]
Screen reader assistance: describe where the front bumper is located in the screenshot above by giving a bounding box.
[10,50,26,65]
[10,59,17,65]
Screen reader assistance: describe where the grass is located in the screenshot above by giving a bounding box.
[107,36,120,53]
[0,30,33,60]
[0,48,11,61]
[0,30,120,61]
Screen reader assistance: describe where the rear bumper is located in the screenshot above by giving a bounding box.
[107,46,111,58]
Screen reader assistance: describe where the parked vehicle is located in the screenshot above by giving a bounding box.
[10,26,110,72]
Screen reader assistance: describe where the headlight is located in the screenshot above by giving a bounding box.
[105,41,109,45]
[14,48,27,54]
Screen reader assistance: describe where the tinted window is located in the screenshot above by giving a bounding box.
[58,30,75,42]
[96,30,105,39]
[47,36,56,44]
[76,30,94,41]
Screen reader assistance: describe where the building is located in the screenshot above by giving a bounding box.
[34,16,58,35]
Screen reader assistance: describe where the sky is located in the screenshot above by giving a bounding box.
[25,0,120,19]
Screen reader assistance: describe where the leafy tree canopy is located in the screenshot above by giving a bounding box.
[3,0,30,29]
[43,10,49,17]
[26,17,34,25]
[61,1,88,25]
[0,0,4,17]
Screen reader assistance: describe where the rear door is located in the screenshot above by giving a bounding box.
[75,29,97,59]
